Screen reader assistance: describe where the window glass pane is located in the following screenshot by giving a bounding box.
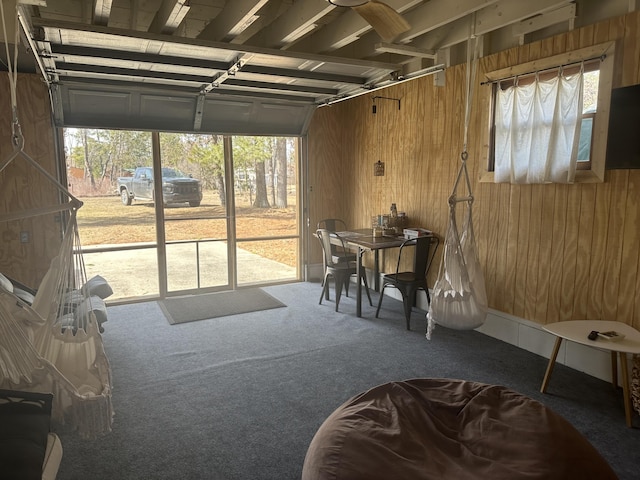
[583,70,600,113]
[577,117,593,162]
[578,70,599,166]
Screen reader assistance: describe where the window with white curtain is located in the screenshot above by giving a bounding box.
[481,42,615,184]
[493,65,585,184]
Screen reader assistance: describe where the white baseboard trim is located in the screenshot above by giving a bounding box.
[309,262,622,385]
[476,309,620,385]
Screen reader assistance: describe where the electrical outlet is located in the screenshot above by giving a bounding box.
[20,231,29,243]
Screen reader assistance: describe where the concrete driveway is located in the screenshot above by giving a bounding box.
[82,241,297,301]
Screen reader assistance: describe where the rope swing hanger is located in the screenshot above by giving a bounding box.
[450,26,480,209]
[426,24,488,339]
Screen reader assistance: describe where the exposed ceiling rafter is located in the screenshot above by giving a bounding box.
[198,0,270,41]
[148,0,191,35]
[92,0,112,26]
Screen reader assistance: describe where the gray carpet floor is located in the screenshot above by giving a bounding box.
[53,281,640,479]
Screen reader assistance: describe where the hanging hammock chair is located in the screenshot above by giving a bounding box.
[0,2,113,437]
[426,33,488,339]
[426,167,488,338]
[0,207,114,439]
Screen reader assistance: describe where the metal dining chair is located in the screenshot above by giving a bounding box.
[316,228,372,312]
[375,235,439,330]
[316,219,357,265]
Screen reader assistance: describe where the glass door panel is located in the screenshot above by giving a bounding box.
[159,133,230,294]
[66,128,159,301]
[231,136,300,286]
[69,129,303,300]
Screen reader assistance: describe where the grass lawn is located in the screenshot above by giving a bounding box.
[76,191,298,267]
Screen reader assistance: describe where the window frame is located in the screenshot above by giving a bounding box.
[480,41,616,184]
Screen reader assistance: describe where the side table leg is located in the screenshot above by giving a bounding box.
[541,337,562,393]
[619,352,633,428]
[611,351,618,389]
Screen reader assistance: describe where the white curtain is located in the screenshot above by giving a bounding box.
[494,70,584,184]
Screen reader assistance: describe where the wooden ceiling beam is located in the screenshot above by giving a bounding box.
[148,0,191,35]
[92,0,112,26]
[244,0,336,48]
[292,0,421,53]
[197,0,269,42]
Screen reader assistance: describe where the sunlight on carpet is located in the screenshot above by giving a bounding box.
[159,289,286,324]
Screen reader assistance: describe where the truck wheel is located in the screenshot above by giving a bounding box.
[121,189,132,206]
[189,201,201,207]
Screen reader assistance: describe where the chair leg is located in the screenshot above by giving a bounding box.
[334,276,344,312]
[324,274,331,301]
[401,287,418,330]
[401,294,412,330]
[375,283,388,318]
[319,274,331,305]
[361,270,373,306]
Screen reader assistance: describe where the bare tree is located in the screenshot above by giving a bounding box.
[82,130,96,189]
[275,137,287,208]
[253,160,270,208]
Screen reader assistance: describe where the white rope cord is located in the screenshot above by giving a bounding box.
[1,0,21,145]
[450,24,480,204]
[462,32,479,154]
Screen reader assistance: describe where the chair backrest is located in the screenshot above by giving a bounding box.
[316,228,348,268]
[396,235,439,277]
[317,218,347,232]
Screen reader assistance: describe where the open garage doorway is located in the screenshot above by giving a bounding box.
[65,129,303,302]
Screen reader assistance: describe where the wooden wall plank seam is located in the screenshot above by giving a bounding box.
[572,185,596,320]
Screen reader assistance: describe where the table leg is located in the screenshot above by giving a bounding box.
[619,352,633,427]
[541,337,562,393]
[356,247,363,317]
[374,250,380,292]
[611,351,618,389]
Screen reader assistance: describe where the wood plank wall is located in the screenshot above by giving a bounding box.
[0,74,61,287]
[308,11,640,329]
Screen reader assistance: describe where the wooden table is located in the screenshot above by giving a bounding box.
[540,320,640,427]
[337,230,410,317]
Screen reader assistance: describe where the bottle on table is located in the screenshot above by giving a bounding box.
[390,203,398,232]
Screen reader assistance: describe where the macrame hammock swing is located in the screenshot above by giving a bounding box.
[0,3,113,439]
[426,33,488,339]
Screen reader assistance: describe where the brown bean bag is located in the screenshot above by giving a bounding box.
[302,378,617,480]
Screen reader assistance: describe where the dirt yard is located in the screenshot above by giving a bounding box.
[76,192,298,266]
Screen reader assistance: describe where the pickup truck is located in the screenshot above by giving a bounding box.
[118,167,202,207]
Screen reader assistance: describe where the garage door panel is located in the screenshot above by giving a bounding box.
[58,82,315,135]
